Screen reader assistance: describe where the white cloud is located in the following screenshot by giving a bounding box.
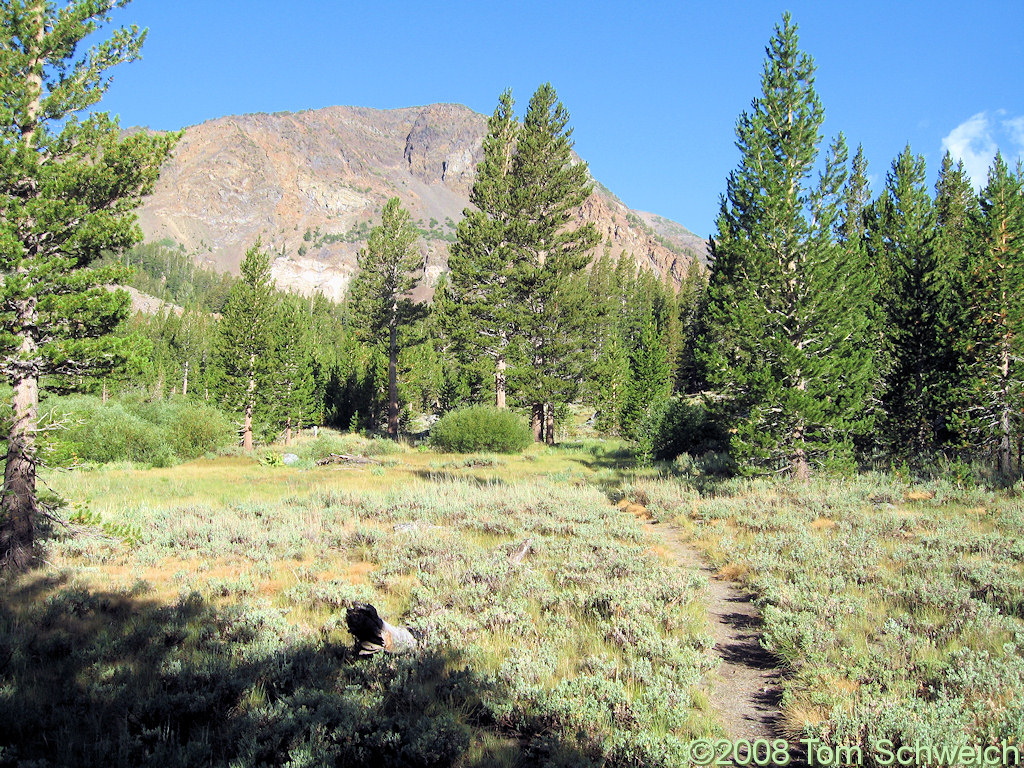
[941,112,997,189]
[942,111,1024,189]
[1003,116,1024,152]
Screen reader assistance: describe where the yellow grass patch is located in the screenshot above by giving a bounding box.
[646,544,674,563]
[904,489,935,502]
[716,562,749,582]
[809,517,837,531]
[825,676,861,694]
[343,560,375,584]
[782,703,828,738]
[627,503,653,520]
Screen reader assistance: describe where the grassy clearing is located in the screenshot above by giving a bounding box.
[630,472,1024,760]
[1,434,716,767]
[8,431,1021,765]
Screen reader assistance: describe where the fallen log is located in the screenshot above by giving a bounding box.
[508,538,532,566]
[315,453,382,466]
[346,603,418,655]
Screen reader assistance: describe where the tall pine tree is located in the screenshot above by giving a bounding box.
[966,154,1024,474]
[931,152,981,446]
[440,91,519,408]
[696,15,872,477]
[509,83,599,443]
[0,0,177,567]
[215,241,278,451]
[270,297,316,445]
[867,147,944,460]
[348,197,422,439]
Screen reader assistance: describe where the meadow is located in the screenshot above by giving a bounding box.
[629,470,1024,759]
[1,435,717,768]
[1,432,1021,767]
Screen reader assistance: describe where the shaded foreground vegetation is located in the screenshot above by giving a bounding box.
[1,443,716,767]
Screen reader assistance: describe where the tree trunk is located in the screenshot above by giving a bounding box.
[531,403,544,442]
[182,360,189,399]
[790,420,810,482]
[285,420,292,447]
[388,321,399,440]
[242,404,253,451]
[495,356,507,409]
[544,402,555,445]
[1,368,39,570]
[996,320,1012,474]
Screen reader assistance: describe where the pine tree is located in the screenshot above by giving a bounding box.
[696,15,870,478]
[348,197,422,439]
[215,241,278,451]
[441,91,520,408]
[867,147,943,460]
[659,270,683,385]
[620,312,671,441]
[270,297,316,445]
[0,0,177,567]
[966,154,1024,474]
[932,152,982,445]
[835,143,882,454]
[510,83,599,443]
[584,248,629,432]
[675,256,708,393]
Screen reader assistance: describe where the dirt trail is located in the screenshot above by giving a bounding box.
[643,519,785,742]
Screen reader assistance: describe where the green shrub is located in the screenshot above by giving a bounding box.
[651,397,729,462]
[164,401,235,459]
[429,406,532,454]
[40,394,235,467]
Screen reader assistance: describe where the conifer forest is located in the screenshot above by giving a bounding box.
[0,4,1021,768]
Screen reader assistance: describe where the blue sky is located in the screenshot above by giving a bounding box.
[99,0,1024,239]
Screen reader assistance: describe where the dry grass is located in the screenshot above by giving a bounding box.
[10,436,715,767]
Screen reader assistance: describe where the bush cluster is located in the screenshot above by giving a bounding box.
[650,397,730,463]
[26,476,715,767]
[41,394,235,467]
[429,405,532,454]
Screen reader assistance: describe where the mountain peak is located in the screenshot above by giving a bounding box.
[137,103,706,300]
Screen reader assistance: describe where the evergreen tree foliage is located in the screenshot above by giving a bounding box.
[675,256,708,394]
[442,83,598,441]
[659,270,683,385]
[508,83,600,441]
[0,0,177,567]
[696,14,872,478]
[866,147,944,460]
[836,143,881,451]
[109,241,235,313]
[440,90,520,408]
[964,154,1024,475]
[931,152,982,445]
[619,312,671,441]
[269,297,316,444]
[215,241,278,451]
[347,197,422,438]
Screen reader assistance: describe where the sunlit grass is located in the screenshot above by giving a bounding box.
[11,436,714,767]
[642,472,1024,752]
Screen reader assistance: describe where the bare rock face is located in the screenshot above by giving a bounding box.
[403,103,482,196]
[136,104,706,301]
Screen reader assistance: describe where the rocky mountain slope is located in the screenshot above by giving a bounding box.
[137,103,706,301]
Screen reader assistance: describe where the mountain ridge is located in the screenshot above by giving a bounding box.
[135,103,707,301]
